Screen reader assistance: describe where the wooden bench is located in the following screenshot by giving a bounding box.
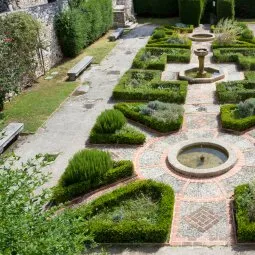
[0,123,24,153]
[67,56,93,81]
[109,28,124,41]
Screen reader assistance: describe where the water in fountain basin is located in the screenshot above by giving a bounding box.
[177,146,228,169]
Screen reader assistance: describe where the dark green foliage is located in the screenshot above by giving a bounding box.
[217,81,255,103]
[152,30,166,40]
[179,0,205,26]
[220,104,255,131]
[60,149,112,187]
[237,98,255,118]
[217,0,235,20]
[92,109,126,134]
[113,70,188,103]
[234,184,255,241]
[133,0,179,17]
[114,102,184,133]
[132,48,191,71]
[245,72,255,82]
[235,0,255,19]
[53,159,134,204]
[89,109,146,145]
[55,0,112,57]
[74,180,175,243]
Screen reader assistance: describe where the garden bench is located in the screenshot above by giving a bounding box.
[109,28,124,41]
[67,56,93,81]
[0,123,24,153]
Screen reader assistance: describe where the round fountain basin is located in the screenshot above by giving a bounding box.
[189,33,215,42]
[168,139,237,178]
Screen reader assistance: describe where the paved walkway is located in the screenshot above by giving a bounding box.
[14,24,156,187]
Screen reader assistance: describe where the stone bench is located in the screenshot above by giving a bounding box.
[109,28,124,41]
[0,123,24,153]
[67,56,93,81]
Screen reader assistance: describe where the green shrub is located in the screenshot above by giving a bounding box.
[55,0,112,57]
[217,0,235,20]
[133,0,179,17]
[241,29,254,41]
[245,71,255,82]
[235,0,255,19]
[53,157,134,204]
[239,56,255,71]
[179,0,205,26]
[114,102,184,133]
[220,104,255,131]
[235,184,255,241]
[152,30,166,40]
[89,109,146,145]
[74,180,175,243]
[60,149,112,187]
[113,71,188,103]
[92,109,126,134]
[216,81,255,103]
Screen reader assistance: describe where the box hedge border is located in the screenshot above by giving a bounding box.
[234,184,255,242]
[52,160,134,204]
[75,179,175,243]
[114,102,184,133]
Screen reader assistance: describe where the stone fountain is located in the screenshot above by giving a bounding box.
[179,47,225,84]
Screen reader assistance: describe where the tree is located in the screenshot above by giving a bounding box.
[0,154,92,255]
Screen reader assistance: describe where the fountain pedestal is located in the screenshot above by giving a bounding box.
[195,48,209,76]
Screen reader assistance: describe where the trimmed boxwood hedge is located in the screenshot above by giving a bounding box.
[217,0,235,20]
[220,104,255,131]
[132,47,191,70]
[235,0,255,19]
[179,0,205,26]
[74,179,175,243]
[55,0,113,57]
[114,102,184,133]
[147,36,192,49]
[216,81,255,103]
[113,71,188,103]
[133,0,179,17]
[234,184,255,241]
[52,159,134,204]
[89,109,146,145]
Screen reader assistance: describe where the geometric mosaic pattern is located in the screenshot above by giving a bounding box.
[184,206,220,232]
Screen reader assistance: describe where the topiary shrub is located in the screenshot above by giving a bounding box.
[92,109,126,134]
[52,149,134,204]
[217,0,235,20]
[179,0,204,26]
[152,30,166,40]
[133,0,179,17]
[90,109,146,145]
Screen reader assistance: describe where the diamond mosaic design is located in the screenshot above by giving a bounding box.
[184,206,220,232]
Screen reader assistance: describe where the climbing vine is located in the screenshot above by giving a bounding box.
[0,12,43,111]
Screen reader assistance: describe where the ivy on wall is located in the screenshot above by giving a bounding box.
[0,12,43,110]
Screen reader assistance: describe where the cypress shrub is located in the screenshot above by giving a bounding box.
[55,0,113,57]
[179,0,204,26]
[235,0,255,19]
[217,0,235,20]
[133,0,179,17]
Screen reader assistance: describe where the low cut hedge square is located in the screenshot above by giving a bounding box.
[74,180,175,243]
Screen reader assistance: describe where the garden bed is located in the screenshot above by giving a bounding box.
[220,104,255,131]
[132,47,191,70]
[74,180,175,243]
[216,81,255,103]
[52,149,134,204]
[113,70,187,102]
[234,184,255,242]
[114,101,184,133]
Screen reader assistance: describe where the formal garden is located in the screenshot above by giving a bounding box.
[1,0,255,254]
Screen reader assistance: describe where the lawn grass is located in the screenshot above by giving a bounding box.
[137,17,180,25]
[0,32,117,133]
